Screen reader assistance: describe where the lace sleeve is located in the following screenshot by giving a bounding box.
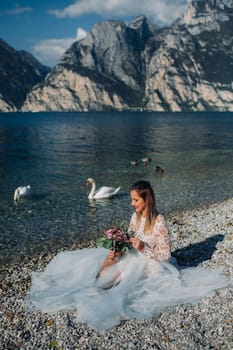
[144,215,171,261]
[128,213,137,233]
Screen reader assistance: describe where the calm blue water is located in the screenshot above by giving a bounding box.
[0,112,233,264]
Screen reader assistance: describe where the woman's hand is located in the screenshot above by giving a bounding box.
[130,237,144,252]
[99,250,118,274]
[108,249,117,261]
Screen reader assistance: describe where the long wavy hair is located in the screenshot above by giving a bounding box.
[130,180,158,233]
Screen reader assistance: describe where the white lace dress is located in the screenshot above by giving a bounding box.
[26,213,231,330]
[129,212,171,261]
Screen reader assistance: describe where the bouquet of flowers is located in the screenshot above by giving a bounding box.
[97,225,135,254]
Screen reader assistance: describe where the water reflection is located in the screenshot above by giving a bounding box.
[88,198,114,208]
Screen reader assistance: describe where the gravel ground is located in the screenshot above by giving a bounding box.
[1,198,233,350]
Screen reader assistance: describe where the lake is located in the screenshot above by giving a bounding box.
[0,112,233,264]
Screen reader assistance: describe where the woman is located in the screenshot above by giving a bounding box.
[26,181,231,331]
[98,180,171,276]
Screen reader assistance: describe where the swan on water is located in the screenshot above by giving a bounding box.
[14,185,31,202]
[86,178,121,200]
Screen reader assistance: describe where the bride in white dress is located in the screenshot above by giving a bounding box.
[26,181,231,331]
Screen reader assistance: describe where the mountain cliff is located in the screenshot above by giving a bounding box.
[22,16,161,112]
[0,39,50,112]
[145,0,233,111]
[3,0,233,112]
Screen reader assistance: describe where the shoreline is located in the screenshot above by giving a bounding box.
[1,198,233,349]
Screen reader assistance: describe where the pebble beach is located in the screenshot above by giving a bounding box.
[1,198,233,350]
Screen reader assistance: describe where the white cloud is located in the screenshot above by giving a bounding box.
[32,28,87,67]
[50,0,190,26]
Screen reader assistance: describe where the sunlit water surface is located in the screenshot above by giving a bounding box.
[0,112,232,264]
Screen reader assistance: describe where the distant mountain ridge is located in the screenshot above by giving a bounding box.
[1,0,233,112]
[0,39,50,112]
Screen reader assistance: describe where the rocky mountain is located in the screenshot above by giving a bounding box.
[145,0,233,111]
[22,16,162,112]
[0,39,50,112]
[5,0,233,112]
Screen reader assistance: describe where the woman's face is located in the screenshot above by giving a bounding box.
[130,190,147,216]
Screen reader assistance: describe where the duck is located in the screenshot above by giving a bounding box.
[14,185,31,202]
[155,166,164,175]
[141,157,152,166]
[86,178,121,200]
[130,160,138,166]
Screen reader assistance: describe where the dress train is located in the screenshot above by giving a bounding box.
[26,247,231,330]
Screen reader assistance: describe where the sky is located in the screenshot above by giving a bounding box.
[0,0,191,67]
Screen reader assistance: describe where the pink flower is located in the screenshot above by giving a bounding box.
[97,225,134,254]
[105,229,114,239]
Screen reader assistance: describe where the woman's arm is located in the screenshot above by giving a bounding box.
[97,250,122,277]
[150,215,171,261]
[128,213,145,252]
[130,237,145,252]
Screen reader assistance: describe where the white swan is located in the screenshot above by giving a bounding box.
[86,178,121,200]
[14,185,31,202]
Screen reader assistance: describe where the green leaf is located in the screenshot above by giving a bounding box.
[121,246,129,253]
[129,230,135,237]
[96,237,107,246]
[102,240,113,249]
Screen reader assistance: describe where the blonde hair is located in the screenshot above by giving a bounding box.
[130,180,158,233]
